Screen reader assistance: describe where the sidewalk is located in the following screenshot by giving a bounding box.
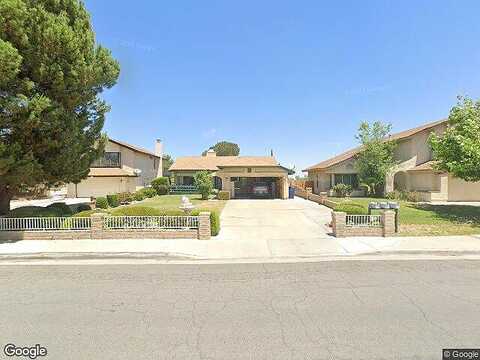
[1,234,480,261]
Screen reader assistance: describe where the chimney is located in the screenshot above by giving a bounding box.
[206,149,217,157]
[155,139,163,177]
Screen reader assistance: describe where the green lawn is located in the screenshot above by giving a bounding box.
[329,197,480,236]
[122,194,227,214]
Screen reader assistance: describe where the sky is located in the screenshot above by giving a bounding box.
[84,0,480,173]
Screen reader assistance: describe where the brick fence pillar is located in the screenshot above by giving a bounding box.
[382,210,395,237]
[332,211,346,238]
[198,212,211,240]
[91,213,105,239]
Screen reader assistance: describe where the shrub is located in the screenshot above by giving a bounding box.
[404,191,422,203]
[151,177,170,195]
[140,187,157,198]
[385,191,399,200]
[194,171,213,200]
[192,210,221,236]
[7,206,62,218]
[133,191,146,201]
[106,194,119,208]
[73,203,92,213]
[110,206,184,216]
[385,190,422,202]
[209,211,220,236]
[46,202,73,216]
[217,191,230,200]
[332,184,353,197]
[96,196,109,209]
[117,192,134,204]
[334,202,368,215]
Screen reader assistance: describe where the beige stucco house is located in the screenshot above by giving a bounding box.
[304,119,480,202]
[169,150,293,199]
[67,138,164,198]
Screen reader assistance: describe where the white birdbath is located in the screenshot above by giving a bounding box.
[179,196,195,215]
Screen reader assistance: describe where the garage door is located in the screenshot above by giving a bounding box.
[232,177,279,199]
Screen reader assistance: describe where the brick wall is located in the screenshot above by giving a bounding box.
[0,213,211,241]
[332,211,396,238]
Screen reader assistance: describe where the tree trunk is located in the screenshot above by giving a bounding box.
[0,186,12,215]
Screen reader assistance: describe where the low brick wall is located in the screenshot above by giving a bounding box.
[0,213,211,241]
[294,187,338,209]
[332,211,396,237]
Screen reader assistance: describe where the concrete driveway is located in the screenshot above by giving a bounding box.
[217,197,332,241]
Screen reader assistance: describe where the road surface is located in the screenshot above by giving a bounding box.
[1,260,479,359]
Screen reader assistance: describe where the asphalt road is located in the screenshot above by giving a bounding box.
[1,260,479,360]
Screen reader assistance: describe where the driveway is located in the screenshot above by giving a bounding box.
[216,197,332,241]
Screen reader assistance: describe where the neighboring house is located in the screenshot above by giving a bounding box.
[304,119,480,202]
[169,150,294,199]
[67,138,164,198]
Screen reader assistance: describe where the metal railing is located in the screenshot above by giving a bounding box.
[0,217,92,231]
[346,215,382,227]
[103,216,199,230]
[170,185,199,194]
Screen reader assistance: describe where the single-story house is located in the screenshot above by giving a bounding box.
[67,138,164,198]
[304,119,480,202]
[169,150,294,199]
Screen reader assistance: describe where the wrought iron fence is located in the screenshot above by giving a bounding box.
[345,215,382,227]
[103,216,199,230]
[170,185,199,194]
[0,217,92,231]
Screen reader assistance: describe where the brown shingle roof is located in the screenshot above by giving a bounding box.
[169,156,279,171]
[304,119,447,171]
[109,138,162,158]
[88,168,137,177]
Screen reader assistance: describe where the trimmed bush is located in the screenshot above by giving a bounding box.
[96,196,109,209]
[7,206,62,218]
[106,194,119,208]
[140,187,157,198]
[117,192,134,204]
[46,202,73,216]
[217,191,230,200]
[133,191,146,201]
[73,203,92,213]
[151,177,170,195]
[110,206,184,217]
[334,202,368,215]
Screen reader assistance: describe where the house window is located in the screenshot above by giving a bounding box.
[91,152,121,168]
[334,174,358,189]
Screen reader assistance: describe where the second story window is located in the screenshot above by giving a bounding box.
[91,152,121,168]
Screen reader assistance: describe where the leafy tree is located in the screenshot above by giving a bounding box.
[0,0,120,214]
[194,171,213,200]
[162,154,174,176]
[430,96,480,181]
[202,141,240,156]
[355,121,397,196]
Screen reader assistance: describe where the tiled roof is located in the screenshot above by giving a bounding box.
[88,168,138,177]
[109,138,162,158]
[169,156,279,171]
[304,119,447,171]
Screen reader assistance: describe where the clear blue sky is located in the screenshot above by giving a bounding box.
[84,0,480,173]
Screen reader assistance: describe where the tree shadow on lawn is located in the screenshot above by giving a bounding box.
[412,204,480,225]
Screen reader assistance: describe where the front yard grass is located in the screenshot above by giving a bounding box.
[329,197,480,236]
[129,194,227,214]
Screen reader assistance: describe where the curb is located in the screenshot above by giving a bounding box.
[2,250,480,264]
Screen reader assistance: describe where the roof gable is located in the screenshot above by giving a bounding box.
[169,156,280,171]
[304,119,447,171]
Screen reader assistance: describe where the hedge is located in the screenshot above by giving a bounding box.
[217,191,230,200]
[96,197,108,209]
[334,202,368,215]
[106,194,120,208]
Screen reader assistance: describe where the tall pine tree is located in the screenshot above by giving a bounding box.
[0,0,120,213]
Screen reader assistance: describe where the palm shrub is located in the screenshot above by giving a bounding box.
[151,177,170,195]
[194,171,213,200]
